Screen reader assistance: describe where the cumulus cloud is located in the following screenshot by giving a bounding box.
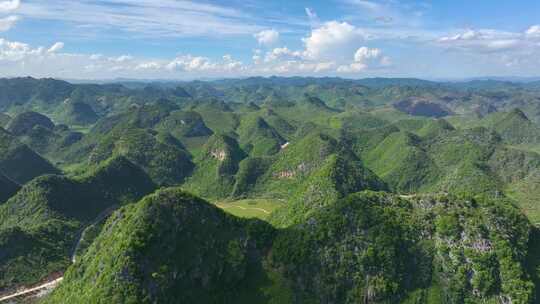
[47,42,64,53]
[0,38,45,61]
[0,37,250,79]
[254,29,280,46]
[0,0,19,12]
[354,46,381,62]
[264,47,303,63]
[302,21,368,60]
[337,46,390,73]
[249,21,390,75]
[0,15,18,31]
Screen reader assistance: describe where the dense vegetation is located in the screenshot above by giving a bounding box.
[1,76,540,303]
[0,156,156,291]
[46,190,535,304]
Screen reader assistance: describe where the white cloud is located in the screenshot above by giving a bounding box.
[0,38,249,79]
[337,46,390,73]
[47,42,64,53]
[250,21,390,75]
[89,54,103,60]
[302,21,368,60]
[0,15,18,31]
[0,38,44,61]
[439,29,481,42]
[437,29,527,52]
[114,55,134,63]
[345,0,381,11]
[135,61,162,70]
[526,25,540,38]
[261,60,335,74]
[252,49,262,64]
[254,29,280,46]
[167,56,212,71]
[354,46,381,62]
[0,0,19,12]
[18,0,263,37]
[166,54,243,73]
[264,47,303,63]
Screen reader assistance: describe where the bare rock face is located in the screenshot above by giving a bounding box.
[210,149,227,161]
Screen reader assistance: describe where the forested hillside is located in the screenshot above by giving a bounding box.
[2,76,540,303]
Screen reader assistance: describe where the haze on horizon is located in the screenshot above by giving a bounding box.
[1,0,540,80]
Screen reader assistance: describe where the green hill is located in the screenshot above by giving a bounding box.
[263,94,339,126]
[156,110,214,138]
[86,100,179,135]
[44,188,277,304]
[183,134,246,199]
[6,111,55,136]
[63,101,99,125]
[89,127,194,185]
[0,127,60,184]
[44,190,534,304]
[238,131,387,226]
[192,99,239,133]
[269,150,387,227]
[427,127,502,195]
[252,132,341,198]
[0,156,156,290]
[258,109,296,139]
[329,110,389,130]
[358,125,536,197]
[416,118,455,139]
[492,109,540,144]
[237,115,285,157]
[364,131,439,192]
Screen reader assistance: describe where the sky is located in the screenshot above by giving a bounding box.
[0,0,540,80]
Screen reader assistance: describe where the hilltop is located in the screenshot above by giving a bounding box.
[0,127,59,184]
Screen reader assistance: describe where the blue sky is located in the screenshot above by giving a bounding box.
[0,0,540,79]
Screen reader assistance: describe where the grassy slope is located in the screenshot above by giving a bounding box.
[215,199,285,220]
